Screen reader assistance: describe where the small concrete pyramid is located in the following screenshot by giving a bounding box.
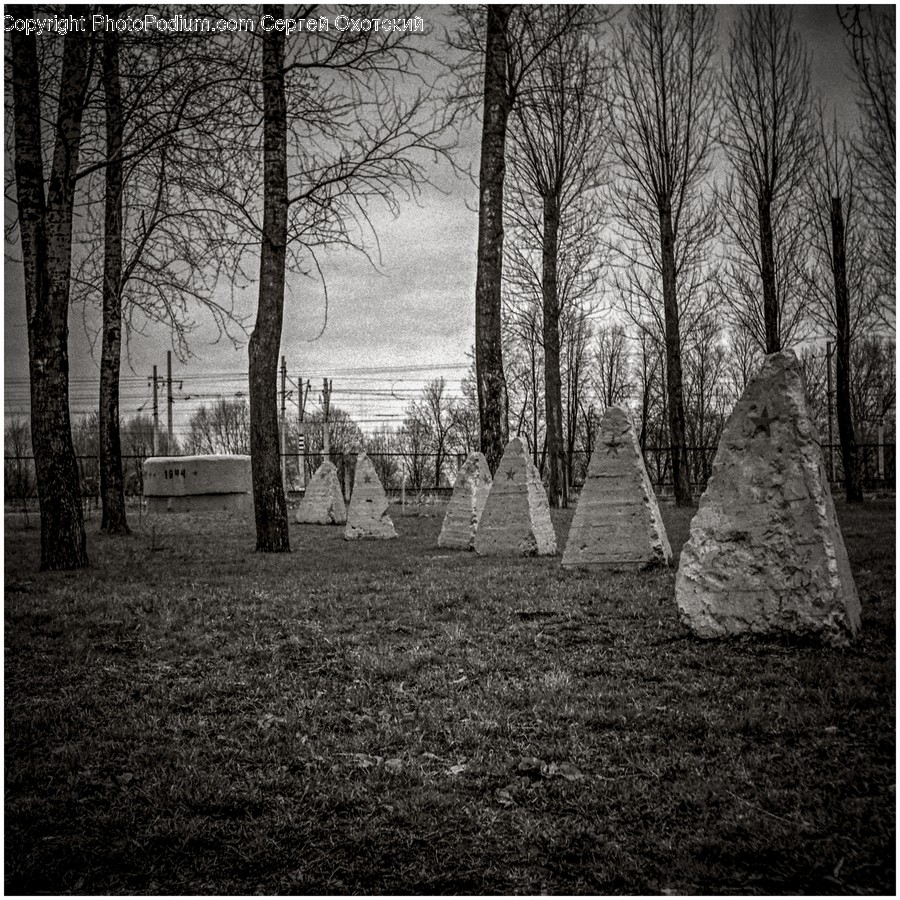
[676,350,861,645]
[563,406,671,569]
[474,437,556,556]
[438,452,492,550]
[295,460,347,524]
[344,451,397,540]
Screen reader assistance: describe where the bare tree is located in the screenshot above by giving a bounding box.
[120,412,157,496]
[366,425,401,490]
[840,5,895,327]
[562,305,595,491]
[205,5,457,551]
[631,326,668,484]
[398,410,432,492]
[593,324,632,409]
[4,415,35,516]
[248,8,291,551]
[187,399,251,455]
[797,346,830,442]
[721,6,813,353]
[805,116,874,502]
[609,5,718,506]
[502,278,543,466]
[850,337,895,445]
[420,377,461,487]
[681,305,730,487]
[83,25,247,535]
[300,407,364,478]
[96,25,127,532]
[452,4,588,475]
[505,9,608,506]
[9,3,92,569]
[398,378,463,488]
[454,365,481,456]
[721,318,763,405]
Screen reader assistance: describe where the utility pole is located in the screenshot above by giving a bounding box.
[322,378,332,458]
[167,350,173,451]
[826,341,835,483]
[151,365,159,455]
[280,356,287,489]
[297,376,310,490]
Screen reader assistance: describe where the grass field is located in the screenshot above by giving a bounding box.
[5,498,895,894]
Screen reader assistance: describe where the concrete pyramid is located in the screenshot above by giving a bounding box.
[344,451,397,540]
[438,452,492,550]
[474,437,556,556]
[676,350,861,645]
[295,460,346,525]
[563,406,671,569]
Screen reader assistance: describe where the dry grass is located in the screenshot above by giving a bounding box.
[4,499,895,894]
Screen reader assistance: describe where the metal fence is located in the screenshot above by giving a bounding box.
[4,443,895,503]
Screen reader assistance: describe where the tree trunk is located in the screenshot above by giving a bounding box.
[11,6,89,570]
[758,194,781,353]
[434,443,443,489]
[830,195,863,502]
[475,4,512,475]
[100,25,129,535]
[541,192,566,508]
[530,338,539,465]
[566,361,578,492]
[249,8,290,552]
[659,205,692,506]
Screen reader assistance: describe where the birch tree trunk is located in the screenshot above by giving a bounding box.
[11,4,90,569]
[249,7,290,552]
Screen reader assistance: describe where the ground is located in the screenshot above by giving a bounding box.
[4,498,895,894]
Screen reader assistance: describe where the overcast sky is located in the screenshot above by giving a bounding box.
[3,4,871,440]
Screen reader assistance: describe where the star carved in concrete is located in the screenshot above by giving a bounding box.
[750,406,775,437]
[604,434,623,456]
[505,468,516,481]
[363,473,372,484]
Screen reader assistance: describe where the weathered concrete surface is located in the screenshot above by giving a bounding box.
[438,452,491,550]
[143,455,251,513]
[296,460,347,525]
[143,455,251,496]
[344,452,397,540]
[474,437,557,557]
[563,406,671,569]
[676,350,860,646]
[146,494,252,514]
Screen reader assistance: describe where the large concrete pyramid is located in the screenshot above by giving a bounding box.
[474,437,556,556]
[563,406,671,568]
[344,451,397,540]
[676,350,861,645]
[438,452,492,550]
[295,460,347,525]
